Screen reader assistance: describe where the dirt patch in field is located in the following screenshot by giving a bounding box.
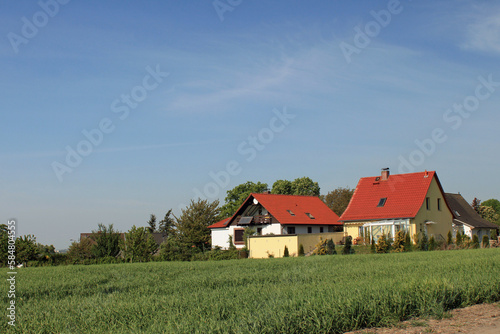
[346,302,500,334]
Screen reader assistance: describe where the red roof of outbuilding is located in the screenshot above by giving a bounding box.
[340,171,443,222]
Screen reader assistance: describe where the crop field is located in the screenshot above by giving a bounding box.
[2,248,500,334]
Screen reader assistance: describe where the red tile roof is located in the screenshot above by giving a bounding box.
[209,193,341,228]
[207,218,230,229]
[340,171,443,222]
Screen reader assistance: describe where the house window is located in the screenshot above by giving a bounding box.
[437,198,441,211]
[234,229,245,244]
[377,198,387,207]
[319,227,324,233]
[287,210,295,216]
[426,197,430,210]
[305,212,315,219]
[307,227,312,233]
[287,226,295,234]
[358,226,364,237]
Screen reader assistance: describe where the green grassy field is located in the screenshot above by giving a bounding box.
[2,248,500,333]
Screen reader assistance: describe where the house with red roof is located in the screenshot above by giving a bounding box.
[208,192,343,254]
[339,169,453,242]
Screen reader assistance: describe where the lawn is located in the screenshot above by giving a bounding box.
[2,248,500,333]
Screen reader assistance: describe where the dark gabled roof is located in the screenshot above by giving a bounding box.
[340,171,448,222]
[208,193,341,229]
[444,193,499,229]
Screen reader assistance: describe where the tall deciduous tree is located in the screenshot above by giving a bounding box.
[15,235,39,265]
[122,225,158,262]
[271,180,293,195]
[291,177,320,196]
[220,181,268,218]
[320,187,355,216]
[91,224,121,258]
[176,198,220,250]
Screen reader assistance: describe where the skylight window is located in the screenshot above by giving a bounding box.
[377,198,387,207]
[305,212,315,219]
[287,210,295,216]
[455,210,461,217]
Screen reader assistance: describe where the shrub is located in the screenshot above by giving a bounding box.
[283,245,289,257]
[392,231,406,252]
[376,234,390,253]
[428,236,436,251]
[482,235,490,248]
[370,238,376,253]
[472,235,480,249]
[456,231,463,248]
[491,229,498,240]
[326,239,336,255]
[404,232,413,252]
[418,233,428,251]
[342,236,354,255]
[298,244,305,256]
[313,238,328,255]
[447,230,453,246]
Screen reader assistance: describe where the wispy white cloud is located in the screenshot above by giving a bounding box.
[461,10,500,54]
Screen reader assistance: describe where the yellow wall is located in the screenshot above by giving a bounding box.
[413,177,453,241]
[344,223,362,238]
[248,235,298,259]
[297,233,345,254]
[248,232,345,258]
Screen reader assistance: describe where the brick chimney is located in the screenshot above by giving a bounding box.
[381,168,390,181]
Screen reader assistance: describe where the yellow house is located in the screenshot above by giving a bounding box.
[339,169,453,242]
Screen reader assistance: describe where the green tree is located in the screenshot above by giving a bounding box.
[91,224,121,258]
[271,179,293,195]
[482,199,500,213]
[15,235,39,266]
[176,198,220,250]
[418,233,429,251]
[122,225,158,262]
[147,214,157,233]
[158,209,175,237]
[67,238,94,262]
[291,177,320,196]
[0,224,8,265]
[447,230,453,246]
[320,187,355,216]
[477,206,500,226]
[219,181,268,218]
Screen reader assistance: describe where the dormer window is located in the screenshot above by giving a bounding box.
[305,212,315,219]
[377,198,387,207]
[287,210,295,216]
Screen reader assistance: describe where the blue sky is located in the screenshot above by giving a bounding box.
[1,0,499,249]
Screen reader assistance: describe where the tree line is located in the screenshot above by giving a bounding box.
[2,177,498,267]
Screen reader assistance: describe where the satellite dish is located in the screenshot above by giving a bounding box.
[253,198,259,205]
